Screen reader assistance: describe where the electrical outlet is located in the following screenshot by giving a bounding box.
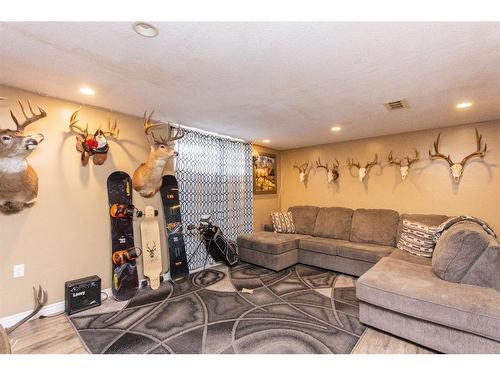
[13,264,25,278]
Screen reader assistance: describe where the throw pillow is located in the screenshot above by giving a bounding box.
[397,219,438,257]
[271,212,296,234]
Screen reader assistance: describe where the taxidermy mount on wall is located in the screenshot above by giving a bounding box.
[0,100,46,214]
[293,161,310,184]
[347,154,378,182]
[387,149,419,181]
[428,128,487,182]
[316,157,340,183]
[68,109,119,166]
[133,111,185,198]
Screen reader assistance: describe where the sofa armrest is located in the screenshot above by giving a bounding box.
[263,224,274,232]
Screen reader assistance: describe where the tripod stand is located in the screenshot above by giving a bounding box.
[187,236,220,271]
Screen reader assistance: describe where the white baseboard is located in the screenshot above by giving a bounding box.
[0,287,112,329]
[0,263,221,329]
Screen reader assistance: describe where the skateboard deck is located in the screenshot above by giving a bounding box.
[140,206,164,290]
[107,171,139,301]
[160,175,189,284]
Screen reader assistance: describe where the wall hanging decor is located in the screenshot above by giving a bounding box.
[68,109,119,166]
[0,100,46,213]
[316,157,340,183]
[132,111,185,198]
[293,161,310,184]
[387,149,419,181]
[253,152,277,194]
[428,128,487,182]
[347,154,378,182]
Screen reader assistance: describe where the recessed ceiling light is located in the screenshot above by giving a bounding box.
[263,139,271,143]
[79,87,95,96]
[331,126,342,132]
[456,102,473,109]
[133,22,159,38]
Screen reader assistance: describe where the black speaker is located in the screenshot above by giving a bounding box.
[65,275,101,315]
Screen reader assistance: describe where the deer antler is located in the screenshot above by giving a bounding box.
[365,154,378,169]
[405,148,419,167]
[347,158,361,169]
[388,151,402,166]
[428,133,454,166]
[460,128,487,165]
[101,119,120,139]
[10,99,47,132]
[293,162,309,173]
[316,157,330,171]
[68,109,89,137]
[143,111,184,145]
[6,285,47,334]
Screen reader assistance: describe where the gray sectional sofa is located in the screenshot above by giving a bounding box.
[237,205,500,353]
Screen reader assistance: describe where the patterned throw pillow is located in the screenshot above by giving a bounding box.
[271,212,296,234]
[397,219,438,258]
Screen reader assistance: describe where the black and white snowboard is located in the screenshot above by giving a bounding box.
[107,171,139,300]
[160,175,189,284]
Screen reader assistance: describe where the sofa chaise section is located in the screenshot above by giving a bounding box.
[357,257,500,353]
[237,232,310,271]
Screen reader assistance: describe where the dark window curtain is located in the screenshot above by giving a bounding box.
[176,129,253,269]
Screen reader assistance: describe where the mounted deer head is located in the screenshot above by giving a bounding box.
[293,162,310,184]
[428,129,487,182]
[316,157,339,183]
[388,149,419,181]
[0,100,46,213]
[132,111,185,197]
[68,109,119,166]
[347,154,378,182]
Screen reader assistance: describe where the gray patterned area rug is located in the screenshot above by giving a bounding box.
[70,263,366,354]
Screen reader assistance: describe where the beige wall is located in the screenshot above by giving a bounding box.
[252,145,281,231]
[0,85,170,317]
[281,120,500,234]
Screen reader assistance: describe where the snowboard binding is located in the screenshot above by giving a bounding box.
[112,247,142,266]
[110,204,143,218]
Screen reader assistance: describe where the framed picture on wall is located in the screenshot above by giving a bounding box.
[253,153,277,194]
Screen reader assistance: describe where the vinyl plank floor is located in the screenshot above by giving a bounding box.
[352,328,434,354]
[9,314,87,354]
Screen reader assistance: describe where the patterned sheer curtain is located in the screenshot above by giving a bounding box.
[176,129,253,269]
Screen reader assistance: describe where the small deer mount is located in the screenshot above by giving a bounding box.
[132,111,185,198]
[347,154,379,182]
[316,157,340,183]
[388,149,419,181]
[0,100,47,214]
[293,161,310,184]
[428,128,487,182]
[68,109,119,166]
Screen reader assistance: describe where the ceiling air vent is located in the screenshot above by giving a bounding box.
[384,99,410,111]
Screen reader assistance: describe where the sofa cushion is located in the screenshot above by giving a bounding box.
[432,222,500,290]
[397,213,449,243]
[298,238,394,263]
[298,237,339,256]
[389,249,432,266]
[350,208,400,246]
[397,219,438,258]
[237,232,310,255]
[288,206,320,235]
[313,207,354,240]
[335,240,395,263]
[270,211,296,233]
[357,257,500,341]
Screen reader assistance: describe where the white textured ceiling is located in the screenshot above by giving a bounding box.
[1,22,500,149]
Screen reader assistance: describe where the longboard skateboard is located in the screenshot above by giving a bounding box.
[160,175,189,284]
[140,206,164,290]
[107,171,139,301]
